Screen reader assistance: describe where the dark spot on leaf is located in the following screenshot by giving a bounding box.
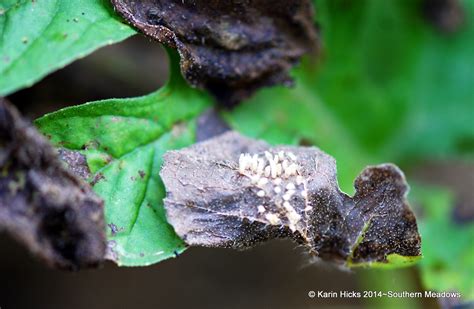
[111,0,319,106]
[298,137,313,147]
[138,170,146,179]
[90,172,105,186]
[107,223,119,236]
[160,132,421,266]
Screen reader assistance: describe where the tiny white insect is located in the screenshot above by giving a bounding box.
[264,151,273,162]
[278,151,285,159]
[274,186,281,194]
[257,205,266,213]
[286,183,296,191]
[287,152,297,161]
[257,190,265,197]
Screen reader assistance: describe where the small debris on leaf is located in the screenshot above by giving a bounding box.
[111,0,319,106]
[161,132,421,266]
[0,99,106,270]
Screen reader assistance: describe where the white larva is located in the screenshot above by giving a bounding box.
[251,154,259,171]
[287,152,297,161]
[264,151,273,162]
[278,151,285,159]
[239,153,246,170]
[275,163,282,177]
[270,160,277,178]
[257,190,265,197]
[264,166,271,177]
[274,186,281,194]
[286,183,296,191]
[257,205,266,213]
[257,158,265,175]
[257,177,268,187]
[304,206,313,212]
[273,154,280,164]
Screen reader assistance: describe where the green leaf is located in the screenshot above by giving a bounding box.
[36,51,212,266]
[411,186,474,300]
[0,0,136,96]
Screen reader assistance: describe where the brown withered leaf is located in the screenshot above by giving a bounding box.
[111,0,318,106]
[160,132,421,266]
[0,99,105,270]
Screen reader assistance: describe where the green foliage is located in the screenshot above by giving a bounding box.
[36,51,212,266]
[412,187,474,300]
[0,0,136,96]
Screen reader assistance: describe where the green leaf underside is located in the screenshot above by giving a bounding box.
[348,254,422,269]
[0,0,136,96]
[36,52,212,266]
[412,187,474,300]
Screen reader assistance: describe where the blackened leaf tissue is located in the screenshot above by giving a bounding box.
[112,0,318,106]
[161,132,421,266]
[0,99,106,270]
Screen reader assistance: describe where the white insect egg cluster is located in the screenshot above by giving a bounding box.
[238,150,312,232]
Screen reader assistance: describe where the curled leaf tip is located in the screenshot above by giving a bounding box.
[160,132,421,267]
[111,0,319,106]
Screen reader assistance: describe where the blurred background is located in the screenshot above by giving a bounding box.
[1,0,473,308]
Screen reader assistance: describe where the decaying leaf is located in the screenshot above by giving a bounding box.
[111,0,318,106]
[0,99,106,270]
[161,132,421,266]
